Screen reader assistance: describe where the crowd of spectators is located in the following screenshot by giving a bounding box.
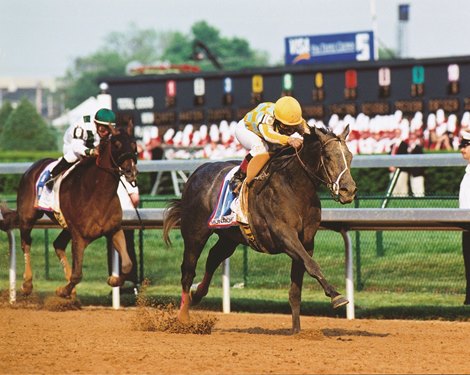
[138,109,470,161]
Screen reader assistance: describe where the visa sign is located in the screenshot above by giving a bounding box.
[285,31,375,65]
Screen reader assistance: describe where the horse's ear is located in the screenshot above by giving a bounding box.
[313,126,328,143]
[340,124,350,140]
[111,126,119,136]
[127,119,134,136]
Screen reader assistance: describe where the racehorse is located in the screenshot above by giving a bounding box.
[163,125,357,333]
[0,127,138,298]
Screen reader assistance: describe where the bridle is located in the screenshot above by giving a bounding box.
[96,137,138,185]
[294,136,350,201]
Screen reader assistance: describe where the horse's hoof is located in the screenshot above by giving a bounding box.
[55,286,71,299]
[21,283,33,296]
[331,295,349,309]
[107,276,124,287]
[190,289,203,305]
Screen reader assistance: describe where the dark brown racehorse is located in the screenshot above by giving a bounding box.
[1,127,138,298]
[163,125,357,333]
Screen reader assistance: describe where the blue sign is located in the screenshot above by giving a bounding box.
[285,31,375,65]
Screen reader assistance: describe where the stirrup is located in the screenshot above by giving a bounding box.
[230,179,243,195]
[45,177,55,190]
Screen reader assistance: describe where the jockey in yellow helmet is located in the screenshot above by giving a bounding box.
[230,96,310,194]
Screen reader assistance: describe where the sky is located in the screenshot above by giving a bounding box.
[1,0,470,79]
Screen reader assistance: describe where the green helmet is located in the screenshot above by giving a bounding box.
[94,108,116,127]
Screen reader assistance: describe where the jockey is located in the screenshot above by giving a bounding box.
[45,108,116,190]
[230,96,309,194]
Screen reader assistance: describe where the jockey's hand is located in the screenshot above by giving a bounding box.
[287,136,303,149]
[85,148,99,157]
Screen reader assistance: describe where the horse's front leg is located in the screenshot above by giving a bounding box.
[107,229,131,288]
[289,258,307,334]
[20,228,34,295]
[56,236,88,298]
[282,232,348,309]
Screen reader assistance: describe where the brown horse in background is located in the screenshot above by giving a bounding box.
[1,127,138,298]
[163,126,357,333]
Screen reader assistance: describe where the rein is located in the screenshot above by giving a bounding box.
[96,140,135,178]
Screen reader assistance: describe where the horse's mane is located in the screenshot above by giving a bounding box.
[258,126,336,188]
[80,156,97,168]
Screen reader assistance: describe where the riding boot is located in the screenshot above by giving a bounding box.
[45,158,74,190]
[229,168,247,195]
[230,154,251,195]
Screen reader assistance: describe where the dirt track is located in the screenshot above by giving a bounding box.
[1,306,470,375]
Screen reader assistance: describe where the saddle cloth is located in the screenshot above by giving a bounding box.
[208,167,238,228]
[35,161,58,212]
[35,161,76,228]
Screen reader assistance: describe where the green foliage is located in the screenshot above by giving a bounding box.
[0,101,14,139]
[0,150,61,195]
[161,20,269,71]
[426,166,462,195]
[60,21,271,109]
[62,51,127,108]
[0,98,58,151]
[352,168,390,194]
[104,23,163,63]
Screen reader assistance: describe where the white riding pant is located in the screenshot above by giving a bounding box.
[63,150,81,163]
[234,120,268,156]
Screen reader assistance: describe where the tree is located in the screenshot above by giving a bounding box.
[61,22,269,108]
[0,101,14,139]
[0,98,58,151]
[61,24,164,109]
[161,20,269,70]
[61,51,128,109]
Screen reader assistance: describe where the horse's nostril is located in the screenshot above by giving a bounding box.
[340,185,357,195]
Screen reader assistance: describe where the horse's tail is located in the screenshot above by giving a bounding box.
[162,199,182,246]
[0,203,19,232]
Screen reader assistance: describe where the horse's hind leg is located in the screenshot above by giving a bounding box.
[191,235,239,305]
[178,229,212,323]
[53,230,72,281]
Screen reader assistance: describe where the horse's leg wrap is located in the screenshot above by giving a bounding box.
[191,272,212,305]
[178,291,191,323]
[22,251,33,295]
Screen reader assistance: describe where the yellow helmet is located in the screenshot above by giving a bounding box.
[274,96,303,126]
